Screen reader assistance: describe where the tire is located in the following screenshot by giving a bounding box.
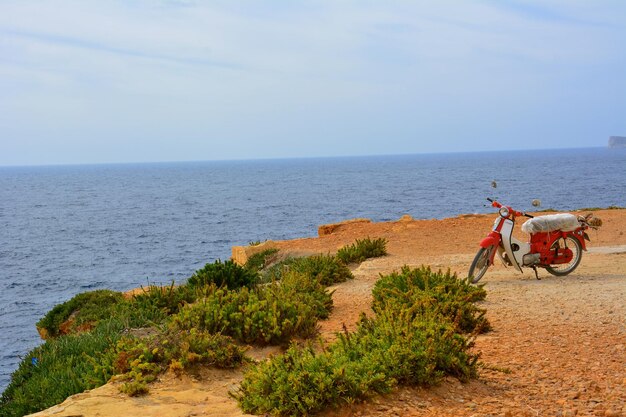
[545,235,583,276]
[468,246,494,284]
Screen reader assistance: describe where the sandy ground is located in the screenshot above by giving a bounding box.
[29,209,626,417]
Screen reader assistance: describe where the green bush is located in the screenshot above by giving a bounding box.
[235,310,478,416]
[132,282,197,316]
[2,253,339,414]
[278,269,334,320]
[188,259,259,289]
[234,265,485,416]
[266,254,353,287]
[235,341,393,416]
[174,272,332,345]
[245,248,279,272]
[109,328,247,396]
[336,237,388,264]
[372,266,489,334]
[36,290,125,338]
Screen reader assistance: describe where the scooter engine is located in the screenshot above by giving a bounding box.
[523,253,541,266]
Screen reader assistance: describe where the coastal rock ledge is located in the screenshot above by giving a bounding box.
[608,136,626,148]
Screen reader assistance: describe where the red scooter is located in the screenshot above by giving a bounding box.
[468,198,600,283]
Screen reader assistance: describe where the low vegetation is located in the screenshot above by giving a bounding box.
[36,289,125,338]
[234,266,486,416]
[263,253,354,286]
[173,272,332,345]
[0,319,125,416]
[1,238,487,417]
[336,237,388,264]
[109,328,247,396]
[244,248,280,273]
[188,259,259,289]
[372,266,490,334]
[1,247,338,416]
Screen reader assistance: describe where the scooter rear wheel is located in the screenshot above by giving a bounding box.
[545,235,583,276]
[468,245,494,283]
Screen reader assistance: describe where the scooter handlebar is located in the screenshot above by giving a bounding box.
[487,199,533,218]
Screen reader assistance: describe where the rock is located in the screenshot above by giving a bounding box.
[231,240,277,265]
[608,136,626,148]
[36,326,50,340]
[317,218,372,236]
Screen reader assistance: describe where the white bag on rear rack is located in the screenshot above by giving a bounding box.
[521,213,579,234]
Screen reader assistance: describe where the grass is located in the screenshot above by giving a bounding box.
[576,205,624,211]
[537,205,624,213]
[0,320,125,417]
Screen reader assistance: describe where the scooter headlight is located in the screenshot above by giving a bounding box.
[499,207,510,217]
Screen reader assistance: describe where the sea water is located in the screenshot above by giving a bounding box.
[1,147,625,392]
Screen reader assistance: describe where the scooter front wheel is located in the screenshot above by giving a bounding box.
[468,245,494,284]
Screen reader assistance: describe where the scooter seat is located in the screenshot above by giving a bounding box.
[521,213,580,234]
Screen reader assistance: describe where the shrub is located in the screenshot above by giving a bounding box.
[336,237,388,264]
[278,270,334,320]
[234,311,478,416]
[36,290,126,338]
[174,272,332,345]
[188,260,259,289]
[372,266,490,334]
[266,254,353,287]
[244,248,279,272]
[234,265,485,416]
[132,282,197,316]
[351,311,478,383]
[235,341,394,416]
[109,328,247,396]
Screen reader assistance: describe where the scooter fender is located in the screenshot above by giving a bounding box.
[569,229,588,251]
[479,232,500,248]
[479,232,501,265]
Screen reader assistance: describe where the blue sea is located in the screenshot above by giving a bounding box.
[1,147,625,392]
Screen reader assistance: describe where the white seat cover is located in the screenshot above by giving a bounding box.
[521,213,579,234]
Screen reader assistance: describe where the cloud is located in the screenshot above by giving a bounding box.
[1,1,625,165]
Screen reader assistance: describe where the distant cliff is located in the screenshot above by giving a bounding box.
[608,136,626,148]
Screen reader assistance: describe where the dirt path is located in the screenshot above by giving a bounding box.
[318,250,626,417]
[29,209,626,417]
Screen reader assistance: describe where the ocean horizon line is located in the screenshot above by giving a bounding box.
[0,145,611,170]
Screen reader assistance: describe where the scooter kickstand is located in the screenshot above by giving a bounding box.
[532,266,540,280]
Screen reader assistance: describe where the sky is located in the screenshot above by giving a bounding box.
[1,1,625,166]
